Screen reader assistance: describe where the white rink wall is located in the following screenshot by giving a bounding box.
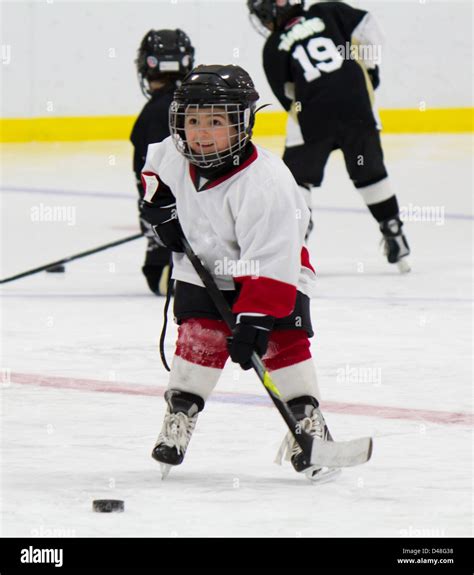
[1,0,472,119]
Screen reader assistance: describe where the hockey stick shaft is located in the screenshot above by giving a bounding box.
[0,233,144,284]
[181,236,313,457]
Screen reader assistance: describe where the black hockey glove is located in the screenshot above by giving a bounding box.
[138,200,159,241]
[140,198,184,253]
[228,315,274,370]
[368,65,380,90]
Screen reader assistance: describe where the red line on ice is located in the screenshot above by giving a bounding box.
[8,371,473,427]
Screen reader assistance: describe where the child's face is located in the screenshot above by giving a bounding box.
[184,106,238,156]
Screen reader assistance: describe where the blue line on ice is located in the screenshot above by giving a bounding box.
[1,185,473,221]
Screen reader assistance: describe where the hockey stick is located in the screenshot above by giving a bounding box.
[0,233,144,284]
[181,236,373,469]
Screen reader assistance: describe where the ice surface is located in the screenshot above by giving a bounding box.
[0,135,472,537]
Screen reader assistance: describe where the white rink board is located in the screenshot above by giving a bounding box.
[1,0,472,118]
[0,135,472,537]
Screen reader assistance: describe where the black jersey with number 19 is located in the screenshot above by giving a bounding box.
[263,1,382,142]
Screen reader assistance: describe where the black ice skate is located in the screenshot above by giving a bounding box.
[380,217,411,273]
[152,390,204,479]
[275,396,341,484]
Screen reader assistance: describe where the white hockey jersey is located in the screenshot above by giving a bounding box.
[141,136,316,318]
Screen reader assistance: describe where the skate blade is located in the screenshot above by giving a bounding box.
[160,463,172,480]
[305,467,342,485]
[397,258,411,274]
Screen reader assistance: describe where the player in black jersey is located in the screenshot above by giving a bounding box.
[248,0,411,272]
[131,29,195,294]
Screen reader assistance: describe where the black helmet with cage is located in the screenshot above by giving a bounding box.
[247,0,304,36]
[136,29,195,98]
[169,64,260,169]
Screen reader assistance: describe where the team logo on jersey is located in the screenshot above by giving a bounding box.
[278,17,325,52]
[146,56,158,69]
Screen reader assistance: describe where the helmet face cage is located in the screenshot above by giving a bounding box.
[136,29,195,98]
[248,12,273,38]
[169,102,253,169]
[247,0,303,35]
[247,0,275,36]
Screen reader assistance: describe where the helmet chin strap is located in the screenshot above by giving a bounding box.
[255,103,271,114]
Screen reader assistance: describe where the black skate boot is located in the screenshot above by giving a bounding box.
[275,396,341,483]
[152,390,204,478]
[380,217,411,273]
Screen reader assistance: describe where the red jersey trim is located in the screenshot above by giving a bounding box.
[189,145,258,191]
[285,16,304,30]
[301,246,316,274]
[189,164,196,188]
[232,276,297,318]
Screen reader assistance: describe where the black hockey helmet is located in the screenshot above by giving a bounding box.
[169,64,260,168]
[136,29,195,98]
[247,0,304,36]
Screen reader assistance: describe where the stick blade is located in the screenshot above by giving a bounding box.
[310,436,373,468]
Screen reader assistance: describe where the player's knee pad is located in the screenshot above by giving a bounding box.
[263,333,317,404]
[264,330,312,371]
[175,318,230,369]
[168,318,230,401]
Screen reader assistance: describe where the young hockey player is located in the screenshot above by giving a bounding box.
[141,64,336,482]
[247,0,411,272]
[131,29,195,295]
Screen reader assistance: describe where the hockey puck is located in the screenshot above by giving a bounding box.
[46,264,66,273]
[92,499,124,513]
